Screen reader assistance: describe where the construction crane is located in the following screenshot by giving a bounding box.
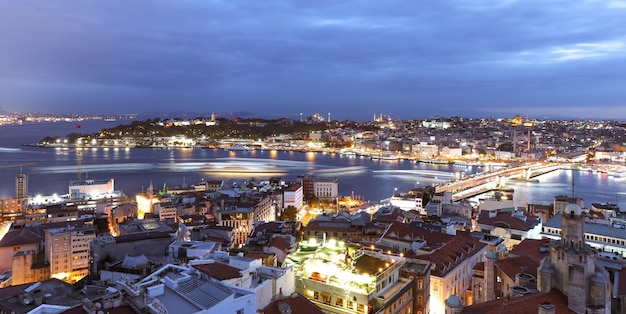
[60,148,83,181]
[0,162,36,169]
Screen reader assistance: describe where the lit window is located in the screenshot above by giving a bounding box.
[336,298,343,307]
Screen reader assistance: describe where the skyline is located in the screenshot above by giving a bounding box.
[0,1,625,121]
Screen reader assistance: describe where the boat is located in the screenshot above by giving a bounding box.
[104,116,117,122]
[371,153,398,161]
[224,144,253,151]
[339,149,357,157]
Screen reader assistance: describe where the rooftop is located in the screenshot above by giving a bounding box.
[461,290,574,314]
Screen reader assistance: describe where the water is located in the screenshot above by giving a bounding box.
[1,120,625,209]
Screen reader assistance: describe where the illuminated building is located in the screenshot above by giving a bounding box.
[284,184,304,210]
[12,250,49,285]
[377,223,488,314]
[313,178,339,200]
[218,206,254,247]
[289,238,413,314]
[0,197,24,221]
[44,223,95,283]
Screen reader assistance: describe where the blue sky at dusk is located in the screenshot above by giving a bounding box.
[0,1,624,121]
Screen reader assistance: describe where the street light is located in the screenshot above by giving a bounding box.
[415,183,420,212]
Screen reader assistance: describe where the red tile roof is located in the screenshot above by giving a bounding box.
[496,256,539,279]
[261,293,325,314]
[284,184,302,192]
[193,263,242,281]
[0,228,41,247]
[269,236,291,251]
[381,222,455,247]
[461,290,575,314]
[509,238,550,265]
[414,235,486,277]
[477,211,540,231]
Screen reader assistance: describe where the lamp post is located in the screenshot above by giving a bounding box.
[415,182,420,211]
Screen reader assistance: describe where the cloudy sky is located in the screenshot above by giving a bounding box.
[0,1,624,120]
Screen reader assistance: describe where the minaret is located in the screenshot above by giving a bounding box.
[327,112,331,123]
[484,250,498,302]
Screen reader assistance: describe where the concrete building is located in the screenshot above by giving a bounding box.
[90,230,174,275]
[44,224,95,283]
[117,264,256,313]
[219,206,254,248]
[16,172,27,200]
[253,193,278,224]
[0,227,41,273]
[1,197,24,221]
[190,251,295,311]
[12,250,49,285]
[475,209,542,250]
[390,194,423,213]
[284,184,304,210]
[313,178,339,200]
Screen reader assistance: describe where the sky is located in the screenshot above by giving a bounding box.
[0,0,624,121]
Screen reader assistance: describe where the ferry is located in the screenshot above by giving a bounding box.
[104,116,117,122]
[371,153,398,161]
[224,144,253,151]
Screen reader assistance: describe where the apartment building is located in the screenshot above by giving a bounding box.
[45,224,95,283]
[284,184,303,210]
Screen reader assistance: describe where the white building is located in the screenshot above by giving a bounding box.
[377,223,488,314]
[117,264,256,313]
[313,178,338,200]
[284,184,304,210]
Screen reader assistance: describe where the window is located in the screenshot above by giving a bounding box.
[336,298,343,307]
[347,300,354,309]
[322,293,331,304]
[314,291,319,300]
[357,303,365,313]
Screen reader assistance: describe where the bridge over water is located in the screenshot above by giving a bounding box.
[436,163,565,202]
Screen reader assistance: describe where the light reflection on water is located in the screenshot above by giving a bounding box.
[1,120,625,206]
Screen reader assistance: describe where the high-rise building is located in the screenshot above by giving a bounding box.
[16,172,27,199]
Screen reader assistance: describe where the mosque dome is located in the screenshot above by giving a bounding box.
[445,295,463,307]
[590,271,610,284]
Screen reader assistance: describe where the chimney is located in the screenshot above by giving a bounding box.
[538,302,555,314]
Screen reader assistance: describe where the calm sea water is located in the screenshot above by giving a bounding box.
[1,120,625,209]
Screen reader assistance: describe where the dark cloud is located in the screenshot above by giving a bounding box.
[0,0,624,120]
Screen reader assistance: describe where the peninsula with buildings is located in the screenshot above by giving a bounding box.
[0,113,625,313]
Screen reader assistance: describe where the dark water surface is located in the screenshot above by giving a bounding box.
[1,121,625,209]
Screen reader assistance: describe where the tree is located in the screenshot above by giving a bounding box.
[282,206,298,221]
